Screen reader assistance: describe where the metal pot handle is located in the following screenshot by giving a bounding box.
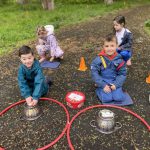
[90,120,97,128]
[115,122,122,129]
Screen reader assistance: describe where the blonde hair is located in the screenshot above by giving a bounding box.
[36,26,47,38]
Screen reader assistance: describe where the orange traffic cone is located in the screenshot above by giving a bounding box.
[78,57,87,71]
[146,75,150,83]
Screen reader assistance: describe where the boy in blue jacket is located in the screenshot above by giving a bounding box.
[91,34,132,105]
[18,45,49,106]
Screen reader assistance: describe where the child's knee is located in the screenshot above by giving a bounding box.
[96,89,113,102]
[112,89,124,101]
[113,95,124,101]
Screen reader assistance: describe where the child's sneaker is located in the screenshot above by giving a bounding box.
[45,76,53,87]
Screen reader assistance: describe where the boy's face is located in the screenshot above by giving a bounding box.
[113,21,124,32]
[103,40,117,56]
[20,53,34,68]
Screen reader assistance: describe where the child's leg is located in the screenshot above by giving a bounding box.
[112,87,125,102]
[45,76,53,87]
[36,45,46,63]
[45,50,50,61]
[49,49,55,62]
[36,45,44,54]
[126,58,131,66]
[96,88,113,102]
[53,46,64,59]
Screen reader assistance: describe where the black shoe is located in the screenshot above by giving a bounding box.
[45,76,53,87]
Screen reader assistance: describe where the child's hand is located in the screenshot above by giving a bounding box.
[110,84,116,90]
[26,96,32,106]
[31,100,38,106]
[103,85,111,93]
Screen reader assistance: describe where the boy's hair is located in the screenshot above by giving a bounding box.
[19,45,34,57]
[113,15,126,26]
[104,33,118,44]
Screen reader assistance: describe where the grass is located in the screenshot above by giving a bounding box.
[0,0,150,55]
[144,20,150,35]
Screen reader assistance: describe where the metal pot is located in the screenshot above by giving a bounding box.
[21,104,42,121]
[97,109,115,131]
[90,109,122,134]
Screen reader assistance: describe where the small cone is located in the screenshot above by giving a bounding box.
[146,75,150,83]
[78,57,87,71]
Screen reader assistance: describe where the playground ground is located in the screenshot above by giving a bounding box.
[0,4,150,150]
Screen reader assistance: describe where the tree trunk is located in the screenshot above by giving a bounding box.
[42,0,54,10]
[16,0,28,4]
[104,0,113,5]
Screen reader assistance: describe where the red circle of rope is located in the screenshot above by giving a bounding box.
[67,104,150,150]
[0,98,70,150]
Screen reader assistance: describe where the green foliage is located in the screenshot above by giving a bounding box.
[144,20,150,36]
[55,0,102,4]
[145,20,150,27]
[0,0,10,5]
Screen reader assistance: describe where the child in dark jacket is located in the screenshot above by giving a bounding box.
[18,45,49,106]
[91,34,132,105]
[113,15,133,66]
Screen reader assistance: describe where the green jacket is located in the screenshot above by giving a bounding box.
[18,59,48,100]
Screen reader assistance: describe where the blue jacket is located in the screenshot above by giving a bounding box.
[119,29,133,50]
[91,53,126,89]
[18,59,48,100]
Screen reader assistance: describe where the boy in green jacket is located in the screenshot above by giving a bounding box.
[18,45,49,106]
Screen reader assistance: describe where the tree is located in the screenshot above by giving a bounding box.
[16,0,28,4]
[41,0,54,10]
[104,0,113,5]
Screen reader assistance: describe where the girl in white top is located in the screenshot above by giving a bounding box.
[113,15,133,66]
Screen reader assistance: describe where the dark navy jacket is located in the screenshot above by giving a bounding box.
[119,29,133,50]
[18,59,48,100]
[91,53,126,89]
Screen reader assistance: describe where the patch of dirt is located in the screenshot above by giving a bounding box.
[0,5,150,150]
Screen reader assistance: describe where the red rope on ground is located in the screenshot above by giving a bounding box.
[67,104,150,150]
[0,98,70,150]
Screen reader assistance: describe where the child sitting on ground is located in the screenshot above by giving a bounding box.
[113,15,133,66]
[36,26,49,63]
[36,25,64,62]
[18,45,50,106]
[91,34,132,105]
